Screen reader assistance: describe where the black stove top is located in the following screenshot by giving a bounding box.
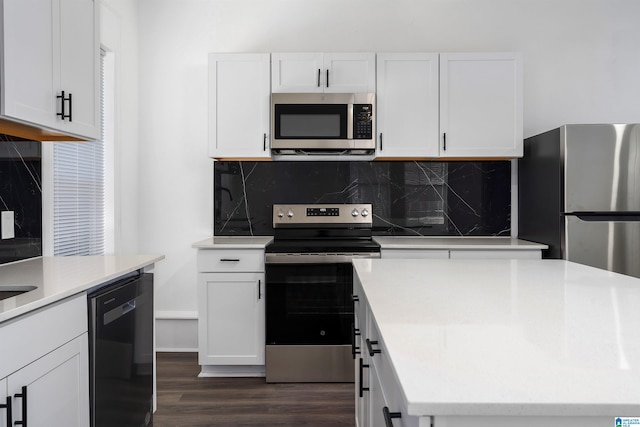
[266,203,380,255]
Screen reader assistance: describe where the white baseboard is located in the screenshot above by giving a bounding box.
[155,311,198,352]
[198,365,265,378]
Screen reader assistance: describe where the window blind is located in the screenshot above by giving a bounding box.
[52,51,105,256]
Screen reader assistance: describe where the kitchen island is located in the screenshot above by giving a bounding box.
[352,258,640,427]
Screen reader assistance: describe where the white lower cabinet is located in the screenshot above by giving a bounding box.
[0,378,7,427]
[197,248,265,376]
[0,294,89,427]
[6,334,89,427]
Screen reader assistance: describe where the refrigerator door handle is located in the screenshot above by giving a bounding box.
[565,211,640,221]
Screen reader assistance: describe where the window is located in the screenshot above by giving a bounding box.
[51,49,111,256]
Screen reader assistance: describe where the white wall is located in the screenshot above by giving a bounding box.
[137,0,640,350]
[101,0,140,255]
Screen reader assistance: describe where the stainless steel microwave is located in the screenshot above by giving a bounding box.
[271,93,375,155]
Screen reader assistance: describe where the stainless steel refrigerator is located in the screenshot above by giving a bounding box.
[519,124,640,278]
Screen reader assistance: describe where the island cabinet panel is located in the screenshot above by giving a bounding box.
[197,248,266,376]
[0,294,89,427]
[6,334,89,427]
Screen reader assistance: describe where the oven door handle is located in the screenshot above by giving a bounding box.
[265,253,380,264]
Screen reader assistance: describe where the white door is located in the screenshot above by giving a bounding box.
[1,0,56,128]
[439,52,523,157]
[0,377,8,427]
[376,53,439,158]
[7,334,89,427]
[199,272,265,365]
[324,53,376,93]
[271,53,324,93]
[208,53,271,158]
[58,0,100,139]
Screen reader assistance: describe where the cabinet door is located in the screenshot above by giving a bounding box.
[367,363,388,427]
[0,377,8,427]
[440,52,523,158]
[58,0,100,139]
[1,0,56,128]
[209,53,271,158]
[271,53,324,93]
[324,53,376,93]
[198,272,265,365]
[7,334,89,427]
[376,53,439,158]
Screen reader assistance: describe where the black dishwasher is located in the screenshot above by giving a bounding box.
[88,271,154,427]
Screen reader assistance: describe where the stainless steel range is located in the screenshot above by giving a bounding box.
[264,203,380,383]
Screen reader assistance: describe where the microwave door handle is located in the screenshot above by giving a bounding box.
[348,103,354,139]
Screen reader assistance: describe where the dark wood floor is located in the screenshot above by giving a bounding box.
[154,353,356,427]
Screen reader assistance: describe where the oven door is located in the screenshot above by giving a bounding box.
[265,261,355,382]
[265,262,353,345]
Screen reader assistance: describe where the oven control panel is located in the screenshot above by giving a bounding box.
[273,204,372,226]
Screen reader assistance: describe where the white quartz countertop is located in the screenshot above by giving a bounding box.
[352,258,640,417]
[192,236,273,249]
[374,236,548,250]
[0,255,164,323]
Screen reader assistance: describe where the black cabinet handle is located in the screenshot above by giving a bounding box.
[258,279,262,300]
[317,69,321,87]
[14,386,27,426]
[352,295,359,302]
[380,133,383,151]
[383,406,401,427]
[443,132,447,151]
[56,91,72,122]
[0,396,12,426]
[68,92,73,122]
[263,133,267,151]
[366,339,381,357]
[351,323,361,359]
[219,258,240,262]
[326,69,329,88]
[359,358,369,397]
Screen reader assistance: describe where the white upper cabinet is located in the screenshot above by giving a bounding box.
[1,0,100,140]
[272,53,375,93]
[58,0,100,139]
[376,53,440,158]
[208,53,271,159]
[375,52,523,159]
[439,52,523,158]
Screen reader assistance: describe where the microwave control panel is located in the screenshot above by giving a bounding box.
[353,104,373,139]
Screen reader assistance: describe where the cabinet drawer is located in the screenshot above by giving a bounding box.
[381,249,450,259]
[197,249,265,272]
[0,294,87,379]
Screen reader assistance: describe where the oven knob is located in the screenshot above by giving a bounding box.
[287,210,294,218]
[361,208,369,217]
[351,209,359,217]
[277,210,285,218]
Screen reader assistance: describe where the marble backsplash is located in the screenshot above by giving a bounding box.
[0,136,42,264]
[214,160,511,236]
